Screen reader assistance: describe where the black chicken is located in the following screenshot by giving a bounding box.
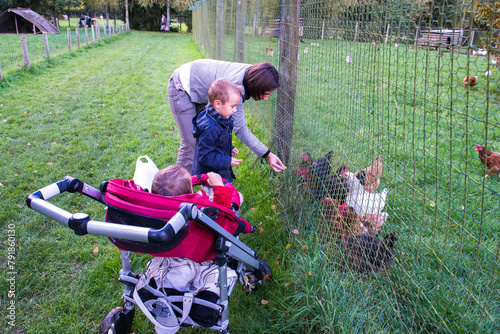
[344,232,397,274]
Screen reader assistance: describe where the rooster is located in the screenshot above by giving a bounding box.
[462,76,478,88]
[476,145,500,178]
[355,155,383,193]
[343,171,389,215]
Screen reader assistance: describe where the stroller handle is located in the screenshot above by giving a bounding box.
[26,176,196,244]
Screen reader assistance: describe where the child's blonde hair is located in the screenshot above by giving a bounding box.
[151,165,192,196]
[208,78,242,106]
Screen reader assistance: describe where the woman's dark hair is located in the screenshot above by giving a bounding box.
[244,62,280,100]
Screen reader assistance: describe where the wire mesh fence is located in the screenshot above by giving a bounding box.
[192,0,499,332]
[0,23,128,78]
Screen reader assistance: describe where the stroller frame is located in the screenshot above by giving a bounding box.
[27,176,267,333]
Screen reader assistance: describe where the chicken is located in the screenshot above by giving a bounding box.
[301,151,334,180]
[322,197,396,274]
[343,171,389,215]
[355,155,383,193]
[476,145,500,178]
[298,159,348,202]
[266,46,273,57]
[321,198,362,239]
[462,76,478,88]
[358,212,388,235]
[344,232,397,274]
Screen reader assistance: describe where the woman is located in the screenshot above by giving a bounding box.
[167,60,287,173]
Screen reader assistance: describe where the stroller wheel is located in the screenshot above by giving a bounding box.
[100,306,135,334]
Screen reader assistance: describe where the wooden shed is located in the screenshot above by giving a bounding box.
[417,29,462,48]
[0,8,59,34]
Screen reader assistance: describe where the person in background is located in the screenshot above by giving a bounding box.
[167,60,287,174]
[160,14,167,32]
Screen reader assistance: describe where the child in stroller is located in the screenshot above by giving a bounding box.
[26,170,272,333]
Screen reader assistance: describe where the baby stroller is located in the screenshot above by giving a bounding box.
[26,175,272,334]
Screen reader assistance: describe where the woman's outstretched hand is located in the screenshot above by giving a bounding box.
[267,152,287,172]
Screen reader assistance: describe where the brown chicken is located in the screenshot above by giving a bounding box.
[321,197,362,239]
[476,145,500,178]
[355,155,383,193]
[462,76,478,88]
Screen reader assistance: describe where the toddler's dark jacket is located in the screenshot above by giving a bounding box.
[191,105,236,182]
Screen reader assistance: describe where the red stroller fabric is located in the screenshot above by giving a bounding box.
[104,179,247,263]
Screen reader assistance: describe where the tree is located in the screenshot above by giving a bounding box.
[473,1,499,57]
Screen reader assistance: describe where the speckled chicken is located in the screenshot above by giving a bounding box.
[355,155,383,193]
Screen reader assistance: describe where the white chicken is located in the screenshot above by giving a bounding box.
[343,171,389,215]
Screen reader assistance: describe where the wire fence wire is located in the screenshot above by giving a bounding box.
[192,0,499,332]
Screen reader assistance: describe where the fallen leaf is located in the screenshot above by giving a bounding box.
[261,300,268,305]
[275,260,279,265]
[286,243,290,249]
[0,182,4,187]
[302,246,308,251]
[271,204,276,210]
[52,141,57,145]
[258,227,264,233]
[93,247,99,253]
[14,173,19,176]
[32,170,38,173]
[258,222,262,226]
[308,271,312,276]
[430,202,436,207]
[292,229,299,234]
[26,143,31,146]
[284,283,290,288]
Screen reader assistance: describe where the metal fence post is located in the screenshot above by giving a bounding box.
[215,0,224,60]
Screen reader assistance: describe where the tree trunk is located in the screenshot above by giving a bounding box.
[125,0,129,29]
[166,0,171,31]
[106,3,109,28]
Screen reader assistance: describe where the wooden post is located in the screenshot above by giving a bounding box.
[96,23,101,41]
[33,23,36,34]
[91,25,95,44]
[56,18,59,28]
[21,36,30,67]
[385,23,390,44]
[235,0,246,62]
[276,0,300,163]
[85,26,89,44]
[103,23,107,37]
[321,18,325,40]
[43,32,50,58]
[67,28,72,51]
[14,15,19,34]
[414,26,419,47]
[354,21,358,42]
[76,27,80,48]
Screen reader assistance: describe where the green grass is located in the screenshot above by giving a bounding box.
[0,31,287,333]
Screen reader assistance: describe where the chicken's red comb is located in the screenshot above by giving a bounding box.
[475,145,482,151]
